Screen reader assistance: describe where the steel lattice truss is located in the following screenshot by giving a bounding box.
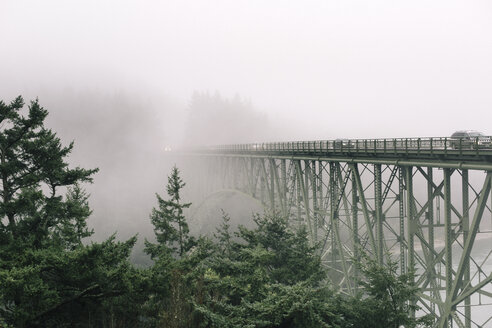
[185,140,492,328]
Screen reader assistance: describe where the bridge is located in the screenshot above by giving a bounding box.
[184,137,492,328]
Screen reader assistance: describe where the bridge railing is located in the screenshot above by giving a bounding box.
[208,136,492,155]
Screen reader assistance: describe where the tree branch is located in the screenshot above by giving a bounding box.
[30,284,100,323]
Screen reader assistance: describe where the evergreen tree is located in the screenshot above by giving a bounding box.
[143,166,198,327]
[0,97,142,327]
[193,213,342,328]
[145,165,194,259]
[340,253,434,328]
[0,96,97,247]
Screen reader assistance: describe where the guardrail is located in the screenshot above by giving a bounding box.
[204,137,492,156]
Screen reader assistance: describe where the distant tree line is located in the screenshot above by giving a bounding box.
[0,97,433,327]
[184,91,270,146]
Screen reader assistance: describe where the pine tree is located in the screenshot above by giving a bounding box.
[0,97,97,246]
[193,213,342,327]
[145,166,194,258]
[340,253,434,328]
[0,97,141,327]
[142,166,198,327]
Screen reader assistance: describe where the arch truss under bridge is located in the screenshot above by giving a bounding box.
[187,137,492,328]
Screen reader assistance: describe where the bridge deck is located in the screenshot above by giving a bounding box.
[198,137,492,170]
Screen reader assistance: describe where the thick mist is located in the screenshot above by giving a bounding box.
[0,88,288,263]
[3,0,492,139]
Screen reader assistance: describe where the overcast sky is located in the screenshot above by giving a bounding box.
[1,0,492,139]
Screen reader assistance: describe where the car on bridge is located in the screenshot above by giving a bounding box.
[333,138,355,150]
[450,130,492,149]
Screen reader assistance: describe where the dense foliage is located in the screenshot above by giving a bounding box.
[0,97,433,327]
[142,168,434,328]
[0,97,143,327]
[191,214,342,327]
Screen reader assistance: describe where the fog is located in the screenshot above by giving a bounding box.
[3,0,492,138]
[1,0,492,249]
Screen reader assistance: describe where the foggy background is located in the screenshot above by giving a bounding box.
[1,0,492,258]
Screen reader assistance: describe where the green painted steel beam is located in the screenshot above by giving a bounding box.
[311,160,318,242]
[461,170,471,328]
[441,168,454,328]
[350,163,378,257]
[398,168,406,274]
[190,152,492,171]
[351,168,360,288]
[453,273,492,306]
[374,164,384,265]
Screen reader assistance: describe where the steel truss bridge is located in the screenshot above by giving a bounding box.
[186,137,492,328]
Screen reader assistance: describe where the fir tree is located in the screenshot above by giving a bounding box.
[0,97,141,327]
[340,253,434,328]
[0,97,97,246]
[193,213,342,327]
[145,165,195,258]
[143,166,197,327]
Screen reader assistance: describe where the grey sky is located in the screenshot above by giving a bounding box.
[1,0,492,139]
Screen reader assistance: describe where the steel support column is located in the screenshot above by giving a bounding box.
[329,162,337,266]
[398,167,406,274]
[405,166,416,318]
[351,167,359,288]
[461,170,471,328]
[443,168,453,328]
[427,167,436,314]
[374,164,384,265]
[311,160,318,242]
[281,159,288,219]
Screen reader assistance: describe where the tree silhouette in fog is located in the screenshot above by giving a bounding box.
[184,91,270,146]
